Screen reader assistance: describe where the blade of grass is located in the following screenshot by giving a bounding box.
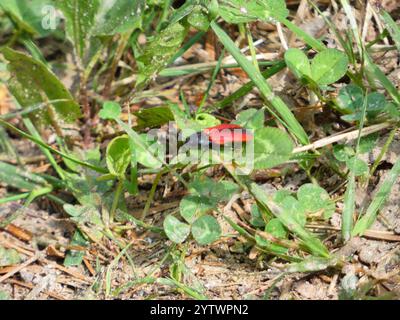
[352,157,400,236]
[197,48,225,112]
[277,16,325,52]
[211,21,309,145]
[342,93,368,242]
[379,10,400,54]
[212,60,285,110]
[0,119,108,174]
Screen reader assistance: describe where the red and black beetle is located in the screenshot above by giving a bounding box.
[185,123,253,147]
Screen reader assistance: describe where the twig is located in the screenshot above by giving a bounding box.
[0,254,39,283]
[5,279,65,300]
[293,122,391,153]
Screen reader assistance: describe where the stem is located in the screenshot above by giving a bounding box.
[140,170,163,220]
[110,179,124,223]
[370,126,398,177]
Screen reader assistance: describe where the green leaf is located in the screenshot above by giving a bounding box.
[310,49,349,85]
[358,133,378,154]
[346,157,369,176]
[233,108,264,130]
[106,135,131,177]
[211,21,309,145]
[253,127,294,169]
[3,48,81,124]
[135,134,164,169]
[297,184,335,219]
[163,215,190,244]
[275,194,306,226]
[337,84,363,114]
[93,0,144,36]
[284,48,311,80]
[133,105,174,129]
[99,101,122,120]
[63,229,88,267]
[333,144,355,162]
[191,215,221,245]
[195,113,221,127]
[188,177,239,203]
[187,6,210,31]
[180,195,214,224]
[56,0,100,59]
[365,92,387,119]
[0,246,21,266]
[116,119,164,169]
[256,218,289,254]
[285,256,337,273]
[266,218,288,239]
[63,204,104,241]
[250,182,330,258]
[136,22,187,88]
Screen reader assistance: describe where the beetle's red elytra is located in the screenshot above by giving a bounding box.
[203,124,253,145]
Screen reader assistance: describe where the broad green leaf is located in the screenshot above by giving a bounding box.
[365,92,387,119]
[253,127,294,169]
[191,215,221,245]
[3,48,81,124]
[116,119,163,169]
[346,157,368,176]
[56,0,100,58]
[311,49,348,85]
[0,246,21,266]
[297,184,335,219]
[195,113,221,127]
[187,6,209,31]
[336,84,363,114]
[333,144,355,162]
[135,134,164,169]
[180,195,214,224]
[0,161,46,191]
[233,108,264,130]
[136,23,187,88]
[133,105,174,129]
[93,0,144,36]
[266,218,288,238]
[163,215,190,244]
[358,133,378,154]
[188,177,239,203]
[284,48,311,80]
[249,182,330,258]
[256,218,288,254]
[106,135,131,177]
[99,101,122,120]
